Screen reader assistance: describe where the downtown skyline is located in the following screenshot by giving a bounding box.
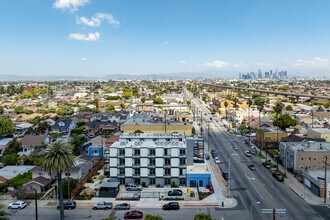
[0,0,330,78]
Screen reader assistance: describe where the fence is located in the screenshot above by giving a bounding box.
[70,157,105,199]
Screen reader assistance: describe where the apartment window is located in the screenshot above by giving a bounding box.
[164,168,171,175]
[149,158,155,166]
[180,149,186,156]
[149,168,155,175]
[179,169,184,176]
[119,168,125,175]
[301,156,304,160]
[180,159,186,165]
[134,158,140,166]
[134,178,141,184]
[179,178,186,185]
[119,158,125,166]
[309,157,311,160]
[134,149,140,156]
[119,149,125,156]
[134,168,140,175]
[313,157,316,160]
[149,178,155,185]
[313,165,316,169]
[164,178,171,185]
[149,148,156,156]
[164,148,170,156]
[164,158,171,166]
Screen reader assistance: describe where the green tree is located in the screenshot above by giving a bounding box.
[285,105,293,111]
[123,91,132,99]
[144,214,163,220]
[43,142,75,220]
[254,97,265,157]
[194,213,212,220]
[0,117,15,136]
[274,114,297,130]
[62,177,78,199]
[2,153,19,165]
[105,105,116,113]
[273,101,283,170]
[69,135,88,156]
[0,106,4,114]
[153,97,164,104]
[3,138,22,155]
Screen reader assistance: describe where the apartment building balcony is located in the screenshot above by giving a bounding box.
[148,173,156,178]
[117,173,125,178]
[117,164,125,168]
[148,164,156,168]
[117,154,125,158]
[148,154,156,158]
[179,154,186,158]
[163,173,171,178]
[163,154,171,158]
[179,164,186,168]
[132,163,141,168]
[132,173,141,178]
[132,154,140,158]
[163,164,171,168]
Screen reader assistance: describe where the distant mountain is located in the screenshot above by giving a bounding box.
[0,70,236,81]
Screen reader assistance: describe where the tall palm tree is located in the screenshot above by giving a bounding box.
[224,101,229,128]
[43,142,75,220]
[273,101,283,170]
[247,98,253,144]
[254,97,265,157]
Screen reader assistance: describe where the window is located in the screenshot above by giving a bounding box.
[309,157,311,160]
[119,168,125,175]
[301,156,304,160]
[134,158,140,166]
[149,158,155,166]
[119,158,125,166]
[149,168,155,175]
[134,168,140,175]
[149,178,155,185]
[149,148,155,156]
[119,149,125,156]
[179,169,184,175]
[134,149,140,156]
[134,178,141,184]
[179,178,186,185]
[179,159,186,165]
[164,148,170,156]
[164,158,171,166]
[164,168,171,175]
[180,149,186,156]
[164,178,171,185]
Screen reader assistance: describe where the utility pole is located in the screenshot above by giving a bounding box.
[200,111,203,135]
[324,155,328,203]
[164,113,167,133]
[228,146,231,197]
[33,188,38,220]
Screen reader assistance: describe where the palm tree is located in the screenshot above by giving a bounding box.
[254,97,265,157]
[224,101,229,128]
[273,101,283,170]
[43,142,75,220]
[247,98,253,144]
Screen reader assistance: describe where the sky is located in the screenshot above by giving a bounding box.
[0,0,330,78]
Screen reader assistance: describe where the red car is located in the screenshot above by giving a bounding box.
[124,210,143,219]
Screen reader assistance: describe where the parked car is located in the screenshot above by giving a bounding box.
[244,150,252,157]
[125,183,142,191]
[7,201,27,210]
[248,164,256,171]
[57,200,76,210]
[232,146,238,151]
[168,189,183,197]
[114,203,130,210]
[204,153,210,160]
[163,202,180,210]
[214,157,221,164]
[272,173,284,182]
[124,210,143,219]
[93,201,113,210]
[262,162,271,169]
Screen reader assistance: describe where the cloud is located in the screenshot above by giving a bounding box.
[256,62,273,68]
[204,60,229,68]
[53,0,89,12]
[232,64,240,68]
[181,60,187,64]
[163,41,169,44]
[76,12,119,27]
[81,57,87,61]
[291,57,328,67]
[68,32,100,41]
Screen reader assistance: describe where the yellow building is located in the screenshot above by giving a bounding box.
[256,124,288,147]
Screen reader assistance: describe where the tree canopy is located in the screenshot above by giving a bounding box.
[273,114,297,130]
[0,117,15,136]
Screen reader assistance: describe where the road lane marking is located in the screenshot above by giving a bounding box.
[245,173,263,199]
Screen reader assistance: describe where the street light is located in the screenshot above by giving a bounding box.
[250,201,260,220]
[33,188,38,220]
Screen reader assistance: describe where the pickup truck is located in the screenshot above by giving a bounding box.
[93,201,113,210]
[125,183,142,191]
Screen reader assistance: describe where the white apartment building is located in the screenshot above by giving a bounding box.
[109,132,194,186]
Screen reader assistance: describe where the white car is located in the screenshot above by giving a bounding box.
[8,201,27,210]
[214,157,221,164]
[244,150,252,157]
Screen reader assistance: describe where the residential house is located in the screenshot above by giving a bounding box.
[52,119,76,133]
[18,135,50,156]
[256,123,288,148]
[14,123,34,137]
[22,176,52,193]
[307,128,330,142]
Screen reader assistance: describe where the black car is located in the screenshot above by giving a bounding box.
[57,200,76,210]
[163,202,180,210]
[262,162,271,169]
[248,164,256,171]
[168,189,183,197]
[114,203,130,210]
[272,173,284,182]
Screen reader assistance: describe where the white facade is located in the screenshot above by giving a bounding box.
[109,133,188,186]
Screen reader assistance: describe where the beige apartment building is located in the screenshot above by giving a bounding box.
[307,128,330,142]
[279,140,330,173]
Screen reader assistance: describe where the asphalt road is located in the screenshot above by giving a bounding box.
[191,96,325,220]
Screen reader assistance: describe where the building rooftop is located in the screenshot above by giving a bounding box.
[122,112,191,126]
[283,141,330,152]
[308,128,330,134]
[0,165,34,179]
[186,163,210,174]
